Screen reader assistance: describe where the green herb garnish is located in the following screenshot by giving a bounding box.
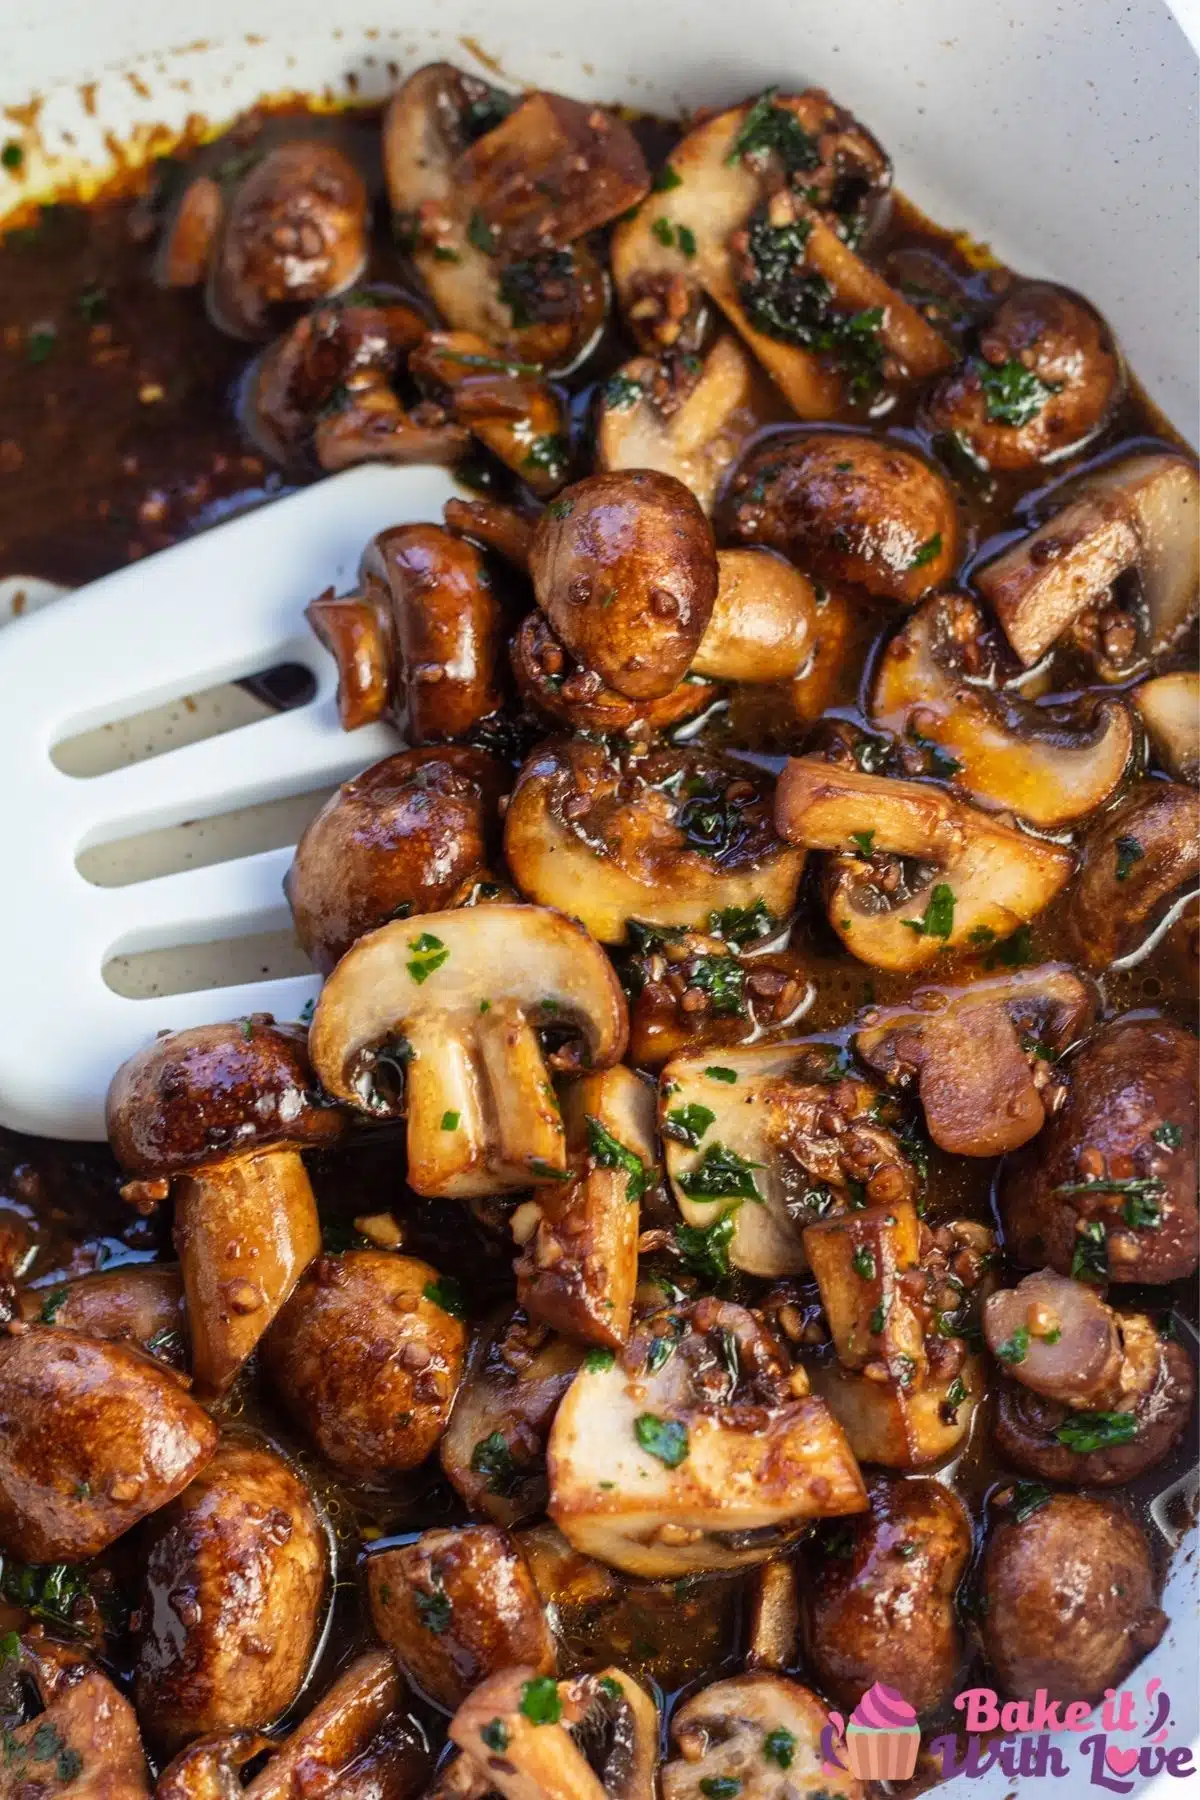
[423,1277,465,1318]
[584,1348,615,1372]
[902,883,956,940]
[1114,835,1145,881]
[978,358,1061,426]
[415,1585,452,1633]
[677,1142,762,1201]
[1070,1218,1109,1286]
[1009,1480,1052,1522]
[995,1326,1030,1365]
[726,88,819,172]
[586,1115,650,1202]
[1054,1411,1138,1454]
[406,932,448,983]
[674,1211,738,1283]
[664,1103,716,1148]
[909,532,943,569]
[705,1066,738,1083]
[634,1413,689,1467]
[604,371,644,411]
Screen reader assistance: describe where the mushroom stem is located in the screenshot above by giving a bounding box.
[174,1147,321,1397]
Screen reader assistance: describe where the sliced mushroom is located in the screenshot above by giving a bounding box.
[307,524,506,739]
[441,1310,585,1527]
[242,1651,428,1800]
[0,1667,152,1800]
[18,1263,186,1364]
[925,283,1121,470]
[725,432,960,604]
[0,1326,217,1561]
[661,1673,863,1800]
[504,739,804,945]
[366,1525,554,1711]
[106,1019,340,1396]
[263,1251,467,1477]
[529,471,719,700]
[285,747,506,974]
[409,332,570,496]
[1000,1015,1199,1286]
[801,1474,971,1715]
[309,904,626,1197]
[135,1440,328,1753]
[383,66,635,372]
[1065,779,1200,968]
[510,611,718,736]
[691,549,822,683]
[990,1300,1195,1487]
[594,336,761,514]
[803,1201,990,1468]
[975,451,1200,669]
[853,962,1095,1156]
[871,592,1133,826]
[449,1667,658,1800]
[515,1065,656,1347]
[1133,670,1200,782]
[157,1732,273,1800]
[611,92,943,413]
[775,758,1073,971]
[207,141,369,340]
[547,1298,867,1577]
[660,1041,918,1278]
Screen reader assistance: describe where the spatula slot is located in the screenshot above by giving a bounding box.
[75,786,336,888]
[102,927,312,1000]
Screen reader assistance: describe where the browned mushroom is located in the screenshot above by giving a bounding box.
[262,1251,467,1477]
[504,738,805,945]
[853,963,1096,1156]
[975,451,1200,670]
[775,758,1074,970]
[233,1651,428,1800]
[925,283,1121,470]
[529,470,719,700]
[871,592,1134,826]
[626,926,813,1071]
[1134,670,1200,782]
[366,1524,554,1710]
[307,524,506,739]
[514,1064,656,1347]
[548,1298,867,1576]
[444,494,538,570]
[510,610,719,736]
[691,549,822,684]
[999,1015,1199,1285]
[135,1439,328,1752]
[158,174,224,288]
[18,1263,186,1364]
[0,1664,152,1800]
[801,1475,971,1715]
[207,141,368,340]
[449,1666,658,1800]
[725,432,960,604]
[284,747,506,973]
[1065,778,1200,968]
[594,336,761,514]
[0,1326,217,1561]
[409,332,570,496]
[106,1019,341,1396]
[661,1673,863,1800]
[440,1309,585,1528]
[745,1558,800,1671]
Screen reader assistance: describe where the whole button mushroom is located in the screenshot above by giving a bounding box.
[0,1326,217,1561]
[285,747,507,974]
[1066,779,1200,969]
[981,1493,1166,1703]
[135,1439,328,1753]
[207,141,369,340]
[106,1018,345,1396]
[307,524,506,740]
[18,1263,186,1364]
[262,1251,468,1478]
[529,471,719,701]
[308,904,628,1198]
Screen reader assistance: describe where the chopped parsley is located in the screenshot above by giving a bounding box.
[0,1632,20,1669]
[1114,835,1145,881]
[1123,1191,1163,1230]
[546,495,573,519]
[481,1719,509,1751]
[586,1115,650,1202]
[1055,1175,1166,1200]
[0,1561,90,1631]
[709,899,775,945]
[726,88,820,173]
[909,532,943,570]
[699,1780,742,1799]
[27,327,56,364]
[653,164,683,191]
[978,358,1061,427]
[1153,1122,1183,1149]
[406,932,448,983]
[523,434,569,480]
[598,1674,624,1700]
[737,210,884,396]
[1009,1480,1052,1522]
[664,1103,716,1148]
[520,1675,562,1724]
[902,882,956,940]
[1070,1218,1109,1286]
[674,1211,738,1283]
[423,1277,465,1318]
[762,1727,796,1769]
[466,209,498,254]
[634,1413,689,1466]
[37,1286,69,1324]
[852,1246,877,1280]
[941,1375,968,1422]
[415,1585,452,1633]
[706,1065,738,1083]
[869,1293,892,1335]
[995,924,1035,967]
[1054,1411,1138,1454]
[1,142,24,172]
[469,1432,521,1495]
[677,1142,762,1201]
[440,1110,460,1131]
[604,371,644,411]
[850,829,875,856]
[584,1347,615,1372]
[684,953,747,1016]
[995,1326,1030,1365]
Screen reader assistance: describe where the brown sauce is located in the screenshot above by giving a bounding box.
[0,96,1196,1788]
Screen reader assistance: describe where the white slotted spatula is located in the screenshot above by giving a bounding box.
[0,462,462,1141]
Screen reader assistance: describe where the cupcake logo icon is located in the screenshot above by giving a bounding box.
[823,1681,922,1782]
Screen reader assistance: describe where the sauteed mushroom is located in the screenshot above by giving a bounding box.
[662,1673,863,1800]
[1133,670,1200,781]
[449,1667,658,1800]
[409,332,570,496]
[17,1263,186,1363]
[1065,779,1200,968]
[594,336,760,514]
[510,611,718,736]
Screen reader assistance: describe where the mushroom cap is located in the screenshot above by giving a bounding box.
[1134,670,1200,783]
[510,610,718,735]
[285,747,506,973]
[529,470,719,700]
[1066,778,1200,968]
[309,904,628,1113]
[983,1269,1121,1402]
[662,1673,861,1800]
[107,1019,345,1179]
[724,431,960,604]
